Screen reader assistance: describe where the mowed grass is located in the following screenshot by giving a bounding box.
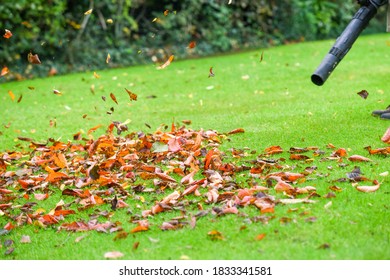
[0,33,389,260]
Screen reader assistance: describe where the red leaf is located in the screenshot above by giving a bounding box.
[4,222,14,231]
[187,41,196,49]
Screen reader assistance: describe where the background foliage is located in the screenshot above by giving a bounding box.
[0,0,386,80]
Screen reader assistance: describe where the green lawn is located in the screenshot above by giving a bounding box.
[0,33,389,260]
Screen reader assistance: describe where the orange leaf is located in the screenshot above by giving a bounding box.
[87,124,102,135]
[46,172,69,182]
[333,148,347,157]
[290,154,310,160]
[264,145,283,155]
[8,90,15,101]
[110,92,118,104]
[255,233,266,241]
[53,209,76,216]
[1,66,9,76]
[130,225,149,233]
[4,222,14,231]
[157,55,174,69]
[53,153,67,168]
[3,29,12,39]
[125,88,137,101]
[204,149,214,170]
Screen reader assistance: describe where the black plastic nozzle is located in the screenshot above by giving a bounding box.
[311,1,385,86]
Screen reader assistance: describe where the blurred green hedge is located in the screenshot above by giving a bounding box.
[0,0,386,80]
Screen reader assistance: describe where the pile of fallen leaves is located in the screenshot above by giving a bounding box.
[0,123,389,242]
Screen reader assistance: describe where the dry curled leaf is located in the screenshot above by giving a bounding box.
[157,55,174,69]
[208,67,215,78]
[27,52,41,64]
[381,127,390,144]
[104,251,124,259]
[348,155,371,162]
[356,183,380,193]
[3,29,12,39]
[1,66,9,76]
[357,90,369,99]
[125,88,137,101]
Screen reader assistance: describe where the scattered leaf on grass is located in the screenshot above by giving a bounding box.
[125,88,137,101]
[208,67,215,78]
[110,93,118,104]
[255,233,266,241]
[104,251,123,259]
[356,183,380,193]
[318,243,331,249]
[208,230,225,241]
[259,51,264,62]
[348,155,371,162]
[20,235,31,243]
[381,127,390,144]
[357,90,369,99]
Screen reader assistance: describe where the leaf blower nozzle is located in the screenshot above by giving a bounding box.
[311,0,386,86]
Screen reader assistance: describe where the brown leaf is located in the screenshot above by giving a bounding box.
[110,93,118,104]
[348,155,371,162]
[27,52,41,64]
[357,90,369,99]
[208,67,215,78]
[227,128,245,135]
[125,88,137,101]
[208,230,225,241]
[187,41,196,49]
